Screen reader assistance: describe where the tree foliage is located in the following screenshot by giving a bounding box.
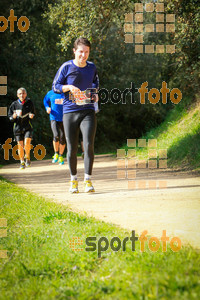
[0,0,199,163]
[166,0,200,94]
[44,0,131,50]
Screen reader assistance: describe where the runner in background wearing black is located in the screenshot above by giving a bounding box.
[8,88,35,169]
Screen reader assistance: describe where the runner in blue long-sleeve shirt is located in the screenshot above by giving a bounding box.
[52,37,99,193]
[43,90,66,165]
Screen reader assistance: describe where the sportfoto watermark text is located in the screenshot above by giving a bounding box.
[69,230,182,258]
[0,9,30,32]
[98,82,182,105]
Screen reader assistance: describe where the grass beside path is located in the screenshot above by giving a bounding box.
[0,177,200,300]
[122,96,200,172]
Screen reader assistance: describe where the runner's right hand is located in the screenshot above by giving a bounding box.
[62,85,81,94]
[29,113,34,119]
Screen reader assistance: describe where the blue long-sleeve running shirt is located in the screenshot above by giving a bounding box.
[43,90,64,121]
[52,60,99,114]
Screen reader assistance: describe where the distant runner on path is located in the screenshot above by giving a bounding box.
[43,90,66,165]
[52,37,99,193]
[8,87,35,169]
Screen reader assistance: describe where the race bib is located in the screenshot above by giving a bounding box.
[69,89,98,106]
[15,109,22,116]
[55,98,63,105]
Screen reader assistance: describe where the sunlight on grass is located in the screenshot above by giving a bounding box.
[121,97,200,171]
[0,177,200,299]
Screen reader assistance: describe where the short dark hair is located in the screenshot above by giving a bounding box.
[74,37,91,50]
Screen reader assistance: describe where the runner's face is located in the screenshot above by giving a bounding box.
[17,90,27,102]
[73,44,90,66]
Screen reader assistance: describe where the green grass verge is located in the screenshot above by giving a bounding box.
[121,96,200,171]
[0,177,200,299]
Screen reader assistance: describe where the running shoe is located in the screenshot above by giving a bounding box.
[69,180,79,193]
[84,180,95,193]
[20,162,25,169]
[52,153,59,163]
[25,159,31,167]
[58,155,64,165]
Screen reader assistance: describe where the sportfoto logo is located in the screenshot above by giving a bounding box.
[124,2,176,54]
[73,82,182,105]
[2,138,46,161]
[0,76,7,116]
[0,9,30,32]
[0,218,7,259]
[69,230,181,258]
[117,139,167,190]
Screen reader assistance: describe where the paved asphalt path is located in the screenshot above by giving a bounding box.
[1,155,200,249]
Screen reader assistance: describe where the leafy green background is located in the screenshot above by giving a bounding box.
[0,0,199,162]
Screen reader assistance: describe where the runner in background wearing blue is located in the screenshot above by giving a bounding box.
[43,90,66,165]
[52,37,99,193]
